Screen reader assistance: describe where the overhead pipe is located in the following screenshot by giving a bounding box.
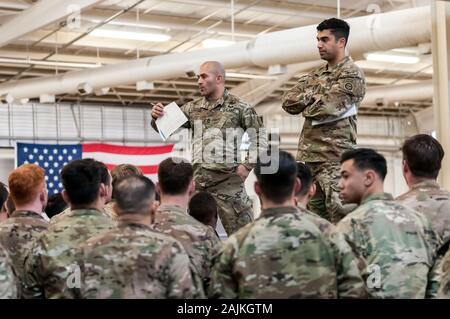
[0,6,431,100]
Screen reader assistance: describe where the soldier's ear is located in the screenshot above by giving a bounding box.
[308,183,316,199]
[188,179,195,197]
[61,190,70,205]
[294,177,301,195]
[364,170,376,187]
[254,181,261,196]
[155,183,161,196]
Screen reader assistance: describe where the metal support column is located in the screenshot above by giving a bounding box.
[431,1,450,189]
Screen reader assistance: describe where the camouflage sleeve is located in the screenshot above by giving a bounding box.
[208,236,240,299]
[203,229,223,292]
[303,68,366,121]
[0,246,18,299]
[328,230,368,298]
[166,241,205,299]
[241,105,267,169]
[22,240,45,299]
[438,248,450,298]
[150,102,192,132]
[281,74,316,115]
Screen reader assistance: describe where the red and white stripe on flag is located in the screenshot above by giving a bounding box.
[82,143,174,182]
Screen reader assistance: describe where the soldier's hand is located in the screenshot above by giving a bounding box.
[151,102,165,119]
[236,164,250,181]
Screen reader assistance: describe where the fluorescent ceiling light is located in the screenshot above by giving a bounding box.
[366,53,420,64]
[227,72,277,80]
[0,57,99,68]
[91,29,171,42]
[202,39,235,48]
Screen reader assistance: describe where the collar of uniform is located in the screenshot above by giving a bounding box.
[200,88,229,110]
[10,210,46,220]
[316,56,352,75]
[157,204,187,215]
[117,216,151,229]
[410,180,441,191]
[69,208,104,217]
[360,192,394,205]
[260,206,299,218]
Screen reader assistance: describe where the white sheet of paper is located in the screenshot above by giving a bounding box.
[311,103,357,126]
[155,102,188,141]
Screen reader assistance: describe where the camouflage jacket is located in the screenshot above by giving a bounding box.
[0,210,48,293]
[282,56,365,162]
[0,244,18,299]
[335,193,441,298]
[152,89,266,188]
[438,246,450,298]
[396,180,450,245]
[50,205,114,225]
[151,204,222,291]
[78,218,204,299]
[22,208,115,299]
[209,206,368,299]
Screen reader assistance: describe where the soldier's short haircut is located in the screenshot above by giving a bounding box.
[111,164,143,198]
[402,134,444,179]
[158,157,193,195]
[8,164,46,206]
[188,192,218,225]
[61,158,110,206]
[0,182,8,212]
[45,193,68,219]
[341,148,387,181]
[113,175,155,214]
[296,162,313,197]
[255,150,298,204]
[317,18,350,46]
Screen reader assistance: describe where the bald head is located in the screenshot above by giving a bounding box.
[198,61,226,99]
[201,61,225,78]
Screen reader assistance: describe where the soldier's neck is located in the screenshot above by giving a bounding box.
[14,201,43,215]
[118,213,152,226]
[327,52,346,67]
[159,194,189,211]
[70,198,104,212]
[360,183,385,204]
[261,197,296,210]
[408,175,435,188]
[206,86,225,102]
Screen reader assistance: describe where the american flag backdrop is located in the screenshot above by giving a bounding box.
[16,142,174,195]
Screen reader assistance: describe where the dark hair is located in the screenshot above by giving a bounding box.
[113,175,155,214]
[45,193,67,218]
[0,182,8,210]
[61,158,110,206]
[188,192,218,225]
[255,150,298,204]
[157,158,193,195]
[317,18,350,46]
[402,134,444,179]
[296,162,313,197]
[341,148,387,180]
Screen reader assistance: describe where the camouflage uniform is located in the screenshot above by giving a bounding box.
[209,206,368,299]
[438,247,450,298]
[50,205,114,224]
[78,218,204,299]
[0,244,18,298]
[335,193,441,298]
[282,57,365,223]
[152,89,266,235]
[151,204,222,292]
[22,208,115,299]
[396,180,450,245]
[0,210,48,295]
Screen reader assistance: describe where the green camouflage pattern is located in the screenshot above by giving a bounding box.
[438,247,450,298]
[307,161,357,224]
[282,56,365,163]
[0,244,18,299]
[151,204,222,291]
[78,219,204,299]
[335,193,441,298]
[209,206,368,299]
[22,208,115,299]
[396,180,450,245]
[0,210,48,295]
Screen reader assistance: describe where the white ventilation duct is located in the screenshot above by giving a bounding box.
[0,6,431,100]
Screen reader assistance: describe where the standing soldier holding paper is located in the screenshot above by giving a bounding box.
[282,18,366,223]
[151,61,266,236]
